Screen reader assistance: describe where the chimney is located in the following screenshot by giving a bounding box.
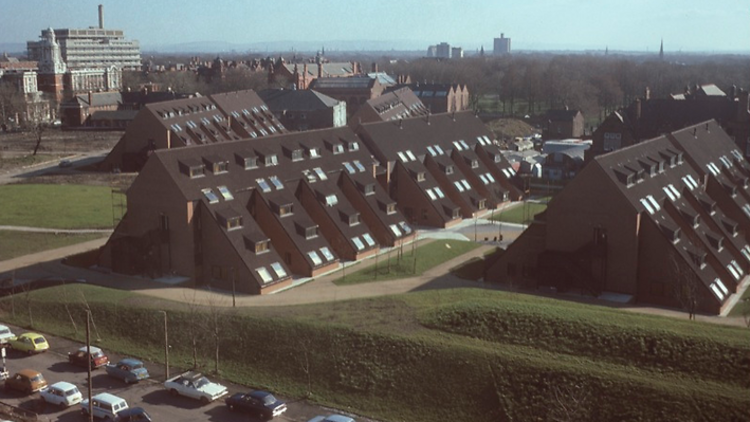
[371,62,378,73]
[98,4,104,29]
[88,91,93,105]
[317,62,322,78]
[303,63,308,89]
[635,98,641,121]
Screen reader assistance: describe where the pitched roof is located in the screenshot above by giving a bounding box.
[310,77,375,90]
[258,89,341,111]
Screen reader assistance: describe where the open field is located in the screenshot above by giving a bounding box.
[1,284,747,422]
[334,239,481,285]
[0,184,117,229]
[0,230,108,261]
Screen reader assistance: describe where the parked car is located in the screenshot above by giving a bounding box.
[225,390,287,419]
[80,392,128,420]
[164,371,228,404]
[4,369,47,394]
[40,381,82,407]
[308,415,356,422]
[105,358,150,384]
[0,324,15,344]
[7,332,49,354]
[114,406,152,422]
[58,159,72,168]
[68,345,109,369]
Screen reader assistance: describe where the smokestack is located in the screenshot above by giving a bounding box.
[98,4,104,29]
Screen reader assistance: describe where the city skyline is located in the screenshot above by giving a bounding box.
[1,0,749,54]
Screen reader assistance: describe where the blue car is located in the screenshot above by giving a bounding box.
[105,358,149,384]
[226,390,287,419]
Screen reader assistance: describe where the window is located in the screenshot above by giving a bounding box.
[244,157,258,170]
[348,141,360,151]
[217,186,233,201]
[434,145,445,155]
[308,250,323,265]
[426,188,437,200]
[257,178,272,193]
[640,198,655,214]
[320,246,335,261]
[417,172,426,182]
[349,213,360,226]
[454,181,465,192]
[201,188,219,204]
[313,167,328,181]
[386,203,397,214]
[270,262,287,278]
[399,221,412,234]
[461,180,471,190]
[362,233,376,247]
[741,245,750,262]
[434,187,445,198]
[269,175,284,190]
[389,224,402,237]
[305,225,319,239]
[427,146,437,156]
[256,267,273,283]
[226,216,242,230]
[352,236,365,251]
[291,149,304,162]
[479,174,489,185]
[255,240,269,254]
[332,144,344,155]
[343,162,356,174]
[405,150,417,161]
[325,194,338,207]
[309,147,321,158]
[353,160,366,172]
[213,161,228,174]
[363,183,375,196]
[452,141,464,151]
[460,140,470,150]
[279,204,293,217]
[265,154,278,166]
[397,151,408,162]
[189,165,205,178]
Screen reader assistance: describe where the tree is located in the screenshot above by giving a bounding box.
[0,82,25,130]
[669,248,702,320]
[24,98,53,156]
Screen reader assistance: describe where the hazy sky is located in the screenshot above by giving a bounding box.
[2,0,748,52]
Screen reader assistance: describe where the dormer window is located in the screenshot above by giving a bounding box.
[325,194,338,207]
[348,141,360,152]
[278,203,293,217]
[363,183,375,196]
[471,160,479,169]
[494,154,502,163]
[254,239,270,254]
[189,164,204,178]
[305,225,319,239]
[265,154,278,166]
[241,155,258,170]
[445,165,454,175]
[348,213,360,226]
[291,149,304,162]
[417,172,426,182]
[308,147,321,159]
[386,202,397,215]
[213,161,228,174]
[225,216,242,231]
[332,144,344,155]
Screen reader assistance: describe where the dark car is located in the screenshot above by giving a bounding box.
[225,390,287,419]
[115,406,152,422]
[68,346,109,369]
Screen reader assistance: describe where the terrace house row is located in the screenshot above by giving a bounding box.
[356,112,523,228]
[349,87,429,126]
[98,126,416,295]
[101,89,287,172]
[487,120,750,315]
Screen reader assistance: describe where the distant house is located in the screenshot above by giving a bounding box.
[543,109,584,139]
[402,83,470,114]
[309,77,385,117]
[588,85,750,160]
[542,139,591,180]
[349,87,428,126]
[60,91,122,128]
[271,58,361,90]
[258,89,346,131]
[487,120,750,315]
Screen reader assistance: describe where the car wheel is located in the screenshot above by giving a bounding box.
[59,400,67,408]
[200,396,210,405]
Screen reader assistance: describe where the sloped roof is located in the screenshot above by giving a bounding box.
[258,89,341,111]
[310,77,374,90]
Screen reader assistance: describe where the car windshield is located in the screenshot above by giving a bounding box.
[91,351,103,358]
[195,377,209,388]
[33,337,45,344]
[66,388,79,396]
[30,374,44,382]
[0,329,10,335]
[130,363,143,370]
[263,395,277,405]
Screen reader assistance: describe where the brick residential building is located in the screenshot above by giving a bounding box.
[258,89,346,131]
[101,89,287,171]
[543,108,585,139]
[487,120,750,315]
[349,87,428,126]
[98,126,415,294]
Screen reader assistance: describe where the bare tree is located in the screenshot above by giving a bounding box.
[203,286,231,375]
[24,98,53,156]
[0,82,25,130]
[182,290,204,369]
[669,249,701,321]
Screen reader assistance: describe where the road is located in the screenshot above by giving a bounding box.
[0,151,109,186]
[0,325,366,422]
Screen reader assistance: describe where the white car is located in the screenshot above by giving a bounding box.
[40,381,82,407]
[0,325,15,344]
[164,371,228,404]
[80,392,128,420]
[308,415,356,422]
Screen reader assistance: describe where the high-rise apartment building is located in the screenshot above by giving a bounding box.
[493,33,511,55]
[27,5,141,70]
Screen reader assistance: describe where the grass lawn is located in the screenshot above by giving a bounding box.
[0,230,108,261]
[333,239,481,285]
[490,202,547,224]
[0,184,115,229]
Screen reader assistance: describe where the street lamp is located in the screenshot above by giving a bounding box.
[158,311,169,380]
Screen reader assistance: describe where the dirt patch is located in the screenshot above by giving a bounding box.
[0,128,121,153]
[486,118,538,142]
[10,172,136,190]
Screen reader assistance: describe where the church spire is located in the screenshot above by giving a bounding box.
[659,38,664,61]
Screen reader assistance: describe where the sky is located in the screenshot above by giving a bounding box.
[1,0,749,53]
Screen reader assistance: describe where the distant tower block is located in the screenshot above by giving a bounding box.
[98,4,104,29]
[493,33,511,55]
[659,38,664,60]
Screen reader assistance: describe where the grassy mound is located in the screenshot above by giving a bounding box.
[0,184,115,229]
[1,285,748,422]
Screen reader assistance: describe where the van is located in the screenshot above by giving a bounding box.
[80,392,128,419]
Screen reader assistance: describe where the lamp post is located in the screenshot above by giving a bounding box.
[86,310,93,422]
[159,311,169,380]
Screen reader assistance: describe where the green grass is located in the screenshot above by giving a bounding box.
[1,285,748,422]
[490,202,547,224]
[0,230,108,260]
[0,184,115,229]
[333,240,481,285]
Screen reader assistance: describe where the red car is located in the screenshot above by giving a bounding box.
[68,346,109,369]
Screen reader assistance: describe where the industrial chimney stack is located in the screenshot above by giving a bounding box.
[98,4,104,29]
